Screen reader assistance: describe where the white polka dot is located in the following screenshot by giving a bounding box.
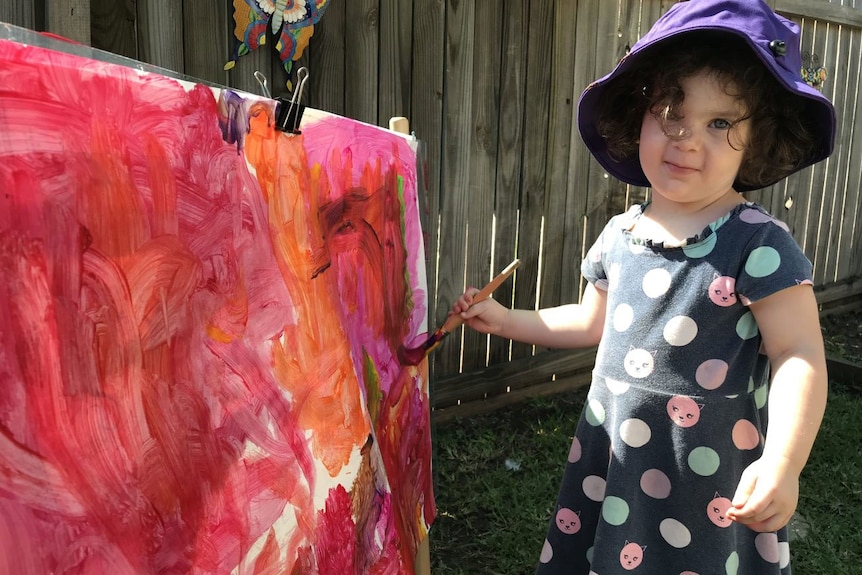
[659,518,692,548]
[778,541,790,568]
[613,304,634,332]
[629,243,647,255]
[608,263,621,291]
[643,268,672,298]
[540,539,553,563]
[583,475,607,501]
[664,315,698,346]
[605,378,631,395]
[620,418,651,448]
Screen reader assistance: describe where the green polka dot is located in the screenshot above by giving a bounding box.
[601,496,630,526]
[747,377,755,393]
[683,232,717,258]
[688,446,720,476]
[745,246,781,278]
[586,547,593,564]
[585,399,606,426]
[755,384,768,409]
[736,312,759,340]
[726,551,739,575]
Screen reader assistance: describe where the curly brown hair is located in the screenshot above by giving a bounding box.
[597,31,821,190]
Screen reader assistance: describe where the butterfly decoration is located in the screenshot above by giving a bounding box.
[225,0,330,89]
[801,51,828,90]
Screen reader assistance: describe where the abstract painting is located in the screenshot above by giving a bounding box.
[0,30,434,575]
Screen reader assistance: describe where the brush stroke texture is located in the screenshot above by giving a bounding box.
[0,37,434,575]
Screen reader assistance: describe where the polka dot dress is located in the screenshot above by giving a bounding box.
[536,203,810,575]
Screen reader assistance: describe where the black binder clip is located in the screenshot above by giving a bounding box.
[274,67,309,134]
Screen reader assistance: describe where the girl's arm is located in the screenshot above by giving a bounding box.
[453,281,608,349]
[726,284,828,532]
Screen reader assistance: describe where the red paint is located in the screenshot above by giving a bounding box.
[0,38,434,574]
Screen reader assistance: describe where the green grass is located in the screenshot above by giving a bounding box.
[429,382,862,574]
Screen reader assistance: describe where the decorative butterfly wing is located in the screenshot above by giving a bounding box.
[274,0,330,76]
[224,0,272,71]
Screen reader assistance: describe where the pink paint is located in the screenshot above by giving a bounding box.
[0,36,433,574]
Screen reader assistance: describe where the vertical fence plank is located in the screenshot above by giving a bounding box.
[790,18,829,264]
[807,18,840,284]
[345,0,379,125]
[182,0,229,86]
[434,0,475,375]
[45,0,90,45]
[136,0,183,73]
[539,0,579,317]
[1,1,36,29]
[813,20,857,284]
[490,0,532,366]
[457,0,503,374]
[379,0,413,124]
[840,29,862,281]
[308,0,345,115]
[410,0,445,372]
[229,39,272,96]
[510,0,553,362]
[91,0,136,57]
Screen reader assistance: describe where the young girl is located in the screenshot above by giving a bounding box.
[452,1,835,573]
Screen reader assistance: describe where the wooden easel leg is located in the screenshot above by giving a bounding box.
[414,535,431,575]
[388,114,431,575]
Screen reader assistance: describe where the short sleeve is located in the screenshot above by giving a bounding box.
[580,213,627,291]
[734,221,812,305]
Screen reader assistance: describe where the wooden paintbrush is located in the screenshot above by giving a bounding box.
[398,259,521,366]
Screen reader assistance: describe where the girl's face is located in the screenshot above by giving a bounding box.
[638,70,750,207]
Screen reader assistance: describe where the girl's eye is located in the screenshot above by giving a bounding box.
[710,118,733,129]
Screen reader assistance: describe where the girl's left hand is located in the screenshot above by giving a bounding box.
[726,455,800,532]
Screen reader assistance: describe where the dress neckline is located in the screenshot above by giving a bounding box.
[620,202,754,249]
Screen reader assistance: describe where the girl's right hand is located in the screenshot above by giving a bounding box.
[451,287,509,335]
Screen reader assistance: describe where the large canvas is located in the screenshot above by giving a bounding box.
[0,29,434,575]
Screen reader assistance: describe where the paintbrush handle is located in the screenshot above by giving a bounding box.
[439,259,521,333]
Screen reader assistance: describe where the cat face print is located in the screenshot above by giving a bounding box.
[624,348,656,379]
[555,507,581,534]
[666,395,702,428]
[707,494,733,528]
[619,541,646,570]
[708,274,737,307]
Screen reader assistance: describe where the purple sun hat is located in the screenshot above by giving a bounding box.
[577,0,837,190]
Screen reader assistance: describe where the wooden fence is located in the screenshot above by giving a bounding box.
[3,0,861,421]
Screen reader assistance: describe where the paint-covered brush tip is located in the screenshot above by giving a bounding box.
[397,330,448,366]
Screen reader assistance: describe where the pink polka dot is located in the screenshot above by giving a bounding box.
[755,533,780,563]
[568,437,582,463]
[640,469,671,499]
[696,359,728,390]
[732,419,760,450]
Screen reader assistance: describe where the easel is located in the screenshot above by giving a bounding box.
[389,115,432,575]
